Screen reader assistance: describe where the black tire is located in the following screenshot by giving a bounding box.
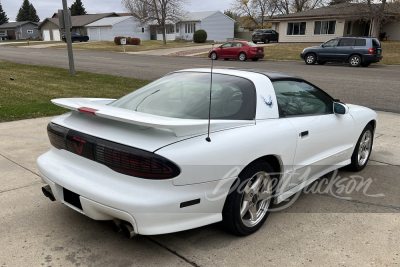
[347,124,374,172]
[239,52,247,62]
[224,58,229,61]
[264,38,270,44]
[361,62,371,67]
[210,52,218,60]
[222,160,277,236]
[318,61,326,65]
[253,41,257,44]
[251,58,259,61]
[305,53,317,65]
[349,55,362,67]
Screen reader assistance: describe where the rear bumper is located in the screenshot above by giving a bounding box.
[364,54,383,63]
[37,148,235,235]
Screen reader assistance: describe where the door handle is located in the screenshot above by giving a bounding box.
[300,131,309,137]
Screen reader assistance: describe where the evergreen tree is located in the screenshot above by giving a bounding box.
[16,0,30,21]
[0,1,9,25]
[70,0,87,16]
[28,3,39,22]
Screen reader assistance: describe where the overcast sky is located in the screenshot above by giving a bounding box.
[2,0,232,22]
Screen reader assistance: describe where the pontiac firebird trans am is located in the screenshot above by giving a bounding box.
[38,68,377,237]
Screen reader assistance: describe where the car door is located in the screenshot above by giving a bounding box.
[336,38,356,62]
[272,80,354,186]
[219,42,233,58]
[227,42,241,58]
[318,38,339,61]
[271,30,279,41]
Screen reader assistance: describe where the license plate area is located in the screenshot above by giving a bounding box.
[63,188,83,210]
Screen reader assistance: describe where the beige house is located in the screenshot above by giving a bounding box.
[266,3,400,42]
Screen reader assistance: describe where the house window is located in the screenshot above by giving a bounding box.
[346,21,352,35]
[142,28,144,33]
[27,30,33,34]
[185,23,195,34]
[166,26,175,34]
[314,21,336,35]
[287,22,306,35]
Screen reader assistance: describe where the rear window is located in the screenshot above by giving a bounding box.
[338,38,355,46]
[110,72,256,120]
[355,39,366,46]
[246,42,259,47]
[372,38,381,47]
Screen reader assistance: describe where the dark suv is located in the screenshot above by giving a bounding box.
[300,37,383,67]
[252,29,279,44]
[62,32,89,43]
[0,33,9,40]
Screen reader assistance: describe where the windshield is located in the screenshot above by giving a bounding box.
[110,72,256,120]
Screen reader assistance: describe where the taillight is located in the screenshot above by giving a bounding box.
[47,123,68,150]
[369,48,374,54]
[94,139,180,179]
[46,122,180,179]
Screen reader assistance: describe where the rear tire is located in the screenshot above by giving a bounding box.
[251,58,259,61]
[349,55,361,67]
[210,52,218,60]
[224,58,229,61]
[264,38,270,44]
[253,41,257,44]
[318,61,326,65]
[239,52,247,62]
[347,124,374,171]
[222,160,276,236]
[305,53,317,65]
[361,62,371,67]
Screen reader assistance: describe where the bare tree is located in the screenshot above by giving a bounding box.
[273,0,327,14]
[122,0,188,46]
[231,0,278,28]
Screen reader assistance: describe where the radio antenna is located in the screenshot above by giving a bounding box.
[206,44,215,142]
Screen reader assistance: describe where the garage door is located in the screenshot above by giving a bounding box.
[52,29,61,41]
[88,28,99,41]
[43,30,50,41]
[100,27,111,41]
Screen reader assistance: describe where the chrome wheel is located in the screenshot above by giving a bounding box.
[350,56,360,66]
[358,130,372,166]
[239,53,246,61]
[211,52,217,60]
[240,172,272,227]
[306,54,315,64]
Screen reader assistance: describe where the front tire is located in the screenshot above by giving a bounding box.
[239,52,247,62]
[349,55,361,67]
[347,124,374,171]
[210,52,218,60]
[305,53,317,65]
[224,58,229,61]
[222,160,276,236]
[264,38,270,44]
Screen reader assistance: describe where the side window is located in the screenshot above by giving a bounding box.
[221,43,233,48]
[338,38,356,46]
[323,39,339,47]
[273,81,333,116]
[355,39,366,46]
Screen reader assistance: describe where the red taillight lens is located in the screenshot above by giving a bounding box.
[369,48,374,54]
[47,123,68,150]
[95,140,180,179]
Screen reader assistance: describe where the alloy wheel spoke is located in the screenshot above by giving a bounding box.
[240,201,251,218]
[250,174,263,192]
[249,206,257,221]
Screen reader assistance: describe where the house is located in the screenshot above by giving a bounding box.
[150,11,235,42]
[39,13,119,41]
[86,16,150,41]
[0,21,39,40]
[265,3,400,42]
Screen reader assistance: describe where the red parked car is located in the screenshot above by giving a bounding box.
[208,41,264,62]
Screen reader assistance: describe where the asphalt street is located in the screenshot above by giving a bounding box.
[1,46,400,113]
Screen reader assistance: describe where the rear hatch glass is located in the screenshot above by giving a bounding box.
[372,38,382,54]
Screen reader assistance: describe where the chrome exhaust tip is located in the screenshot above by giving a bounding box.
[110,219,122,233]
[121,223,137,238]
[42,185,56,201]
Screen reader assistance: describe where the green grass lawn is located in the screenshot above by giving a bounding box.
[0,61,150,122]
[52,40,215,52]
[196,41,400,65]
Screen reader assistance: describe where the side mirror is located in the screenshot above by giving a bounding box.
[321,45,325,48]
[334,102,349,115]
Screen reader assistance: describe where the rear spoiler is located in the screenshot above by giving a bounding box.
[52,98,255,137]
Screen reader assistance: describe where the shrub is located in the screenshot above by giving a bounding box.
[114,36,125,45]
[193,30,207,43]
[129,38,141,45]
[126,37,132,45]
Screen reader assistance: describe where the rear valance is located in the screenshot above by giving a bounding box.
[52,98,255,137]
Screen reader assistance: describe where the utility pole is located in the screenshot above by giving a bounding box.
[61,0,75,76]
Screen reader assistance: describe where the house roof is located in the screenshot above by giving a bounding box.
[0,21,38,29]
[39,13,119,28]
[181,11,235,22]
[267,2,400,21]
[86,16,132,27]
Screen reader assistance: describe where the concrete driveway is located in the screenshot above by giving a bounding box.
[0,111,399,266]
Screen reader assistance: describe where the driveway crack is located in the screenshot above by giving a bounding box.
[0,153,40,177]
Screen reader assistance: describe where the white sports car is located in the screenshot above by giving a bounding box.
[38,68,377,237]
